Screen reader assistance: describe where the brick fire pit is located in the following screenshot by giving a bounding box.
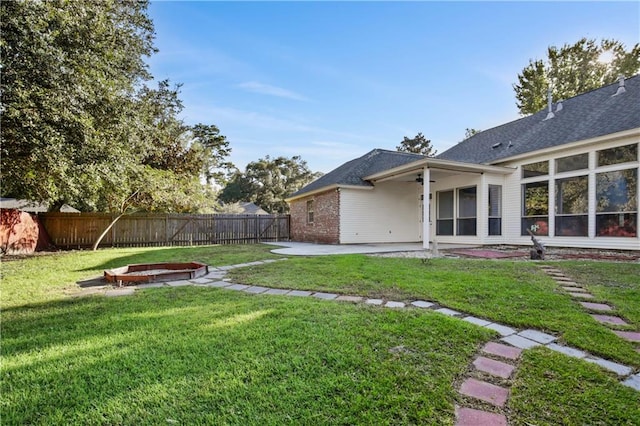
[104,262,209,285]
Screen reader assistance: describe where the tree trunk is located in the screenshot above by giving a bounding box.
[48,199,65,212]
[92,213,125,251]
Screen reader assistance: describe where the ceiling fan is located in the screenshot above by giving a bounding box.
[415,173,435,185]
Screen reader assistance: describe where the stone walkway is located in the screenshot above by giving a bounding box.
[76,258,640,424]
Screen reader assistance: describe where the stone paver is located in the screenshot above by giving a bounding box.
[463,316,491,327]
[203,272,226,279]
[264,288,290,295]
[314,292,338,300]
[336,295,363,303]
[569,292,594,299]
[207,281,232,288]
[579,302,612,311]
[288,290,312,297]
[622,374,640,391]
[226,284,250,291]
[584,357,633,376]
[553,276,574,282]
[473,356,515,379]
[136,282,166,289]
[190,277,213,284]
[385,301,405,308]
[244,286,269,294]
[455,406,507,426]
[411,300,435,308]
[500,334,540,349]
[436,308,461,316]
[591,314,629,326]
[459,378,509,407]
[546,343,587,359]
[563,286,587,292]
[482,342,522,360]
[518,329,556,344]
[105,288,136,297]
[167,280,191,287]
[365,298,384,305]
[484,323,517,337]
[613,330,640,342]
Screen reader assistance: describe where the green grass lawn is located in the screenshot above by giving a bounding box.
[2,246,639,424]
[229,255,640,367]
[1,244,280,308]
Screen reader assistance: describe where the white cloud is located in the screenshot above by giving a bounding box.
[237,81,309,101]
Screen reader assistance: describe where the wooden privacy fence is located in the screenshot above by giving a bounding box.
[39,213,290,249]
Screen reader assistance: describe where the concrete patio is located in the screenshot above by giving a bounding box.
[266,241,478,256]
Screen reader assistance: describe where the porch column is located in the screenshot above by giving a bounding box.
[423,167,430,249]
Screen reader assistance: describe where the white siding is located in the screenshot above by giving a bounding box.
[340,182,421,244]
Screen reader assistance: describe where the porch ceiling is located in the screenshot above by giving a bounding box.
[364,158,515,183]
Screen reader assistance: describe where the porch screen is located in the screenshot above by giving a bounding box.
[488,185,502,236]
[555,176,588,236]
[457,187,477,236]
[596,169,637,237]
[436,190,454,235]
[522,181,549,236]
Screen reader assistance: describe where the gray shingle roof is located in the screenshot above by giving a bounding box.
[290,149,425,198]
[438,75,640,164]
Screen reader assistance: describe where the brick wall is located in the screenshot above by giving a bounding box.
[289,189,340,244]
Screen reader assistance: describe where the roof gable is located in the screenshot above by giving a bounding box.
[290,149,425,198]
[438,75,640,164]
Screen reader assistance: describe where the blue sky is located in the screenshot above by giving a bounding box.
[147,1,640,174]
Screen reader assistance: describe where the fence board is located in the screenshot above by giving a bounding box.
[39,213,290,249]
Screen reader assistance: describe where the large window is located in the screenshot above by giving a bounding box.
[596,169,637,237]
[522,161,549,178]
[522,181,549,235]
[555,176,588,236]
[436,190,454,235]
[457,187,477,236]
[556,153,588,173]
[488,185,502,236]
[597,144,638,167]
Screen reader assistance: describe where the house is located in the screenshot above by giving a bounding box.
[286,75,640,250]
[238,202,269,215]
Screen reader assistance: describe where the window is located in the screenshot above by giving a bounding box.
[555,176,588,236]
[596,169,637,237]
[306,200,314,224]
[457,187,477,236]
[488,185,502,236]
[522,161,549,178]
[597,144,638,167]
[436,190,454,235]
[556,153,588,173]
[522,181,549,235]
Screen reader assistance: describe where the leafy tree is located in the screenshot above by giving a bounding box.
[219,170,255,206]
[1,0,155,209]
[396,132,437,157]
[514,38,640,115]
[219,156,322,214]
[1,0,233,215]
[464,128,481,139]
